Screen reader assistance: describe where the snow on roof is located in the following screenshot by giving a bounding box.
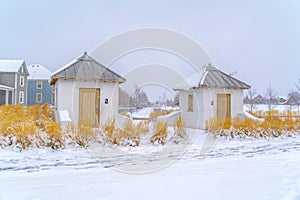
[50,52,126,85]
[278,95,287,99]
[0,60,24,72]
[28,64,52,80]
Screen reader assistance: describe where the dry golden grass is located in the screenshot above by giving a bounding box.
[149,110,172,119]
[102,118,118,144]
[0,104,63,149]
[101,118,148,146]
[70,121,95,147]
[151,121,168,144]
[120,119,140,146]
[206,110,300,138]
[205,118,226,134]
[250,109,299,119]
[174,116,187,139]
[42,121,63,149]
[136,120,149,135]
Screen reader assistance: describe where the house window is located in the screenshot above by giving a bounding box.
[188,94,193,112]
[36,81,42,89]
[20,76,24,87]
[8,91,13,104]
[0,90,5,105]
[19,91,24,104]
[36,93,42,103]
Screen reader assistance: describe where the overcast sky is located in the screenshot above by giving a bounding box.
[1,0,300,99]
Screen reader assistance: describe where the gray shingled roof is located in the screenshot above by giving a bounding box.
[50,52,126,85]
[198,64,250,89]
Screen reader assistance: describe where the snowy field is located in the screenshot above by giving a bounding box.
[244,104,300,112]
[1,130,300,200]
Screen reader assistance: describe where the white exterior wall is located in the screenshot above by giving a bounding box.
[179,90,202,129]
[157,111,181,126]
[180,87,244,129]
[55,79,119,125]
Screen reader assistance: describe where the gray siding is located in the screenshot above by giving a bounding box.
[16,63,28,105]
[0,73,15,88]
[0,62,28,105]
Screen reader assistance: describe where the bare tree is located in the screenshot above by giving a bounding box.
[297,77,300,91]
[246,88,257,112]
[287,91,300,112]
[296,77,300,112]
[119,88,130,107]
[265,84,278,111]
[129,88,149,108]
[173,92,179,106]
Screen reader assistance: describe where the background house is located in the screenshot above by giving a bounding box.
[0,60,29,106]
[175,64,250,129]
[50,52,125,126]
[27,64,53,105]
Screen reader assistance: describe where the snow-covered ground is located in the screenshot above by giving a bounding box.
[244,104,300,112]
[1,130,300,200]
[130,106,179,118]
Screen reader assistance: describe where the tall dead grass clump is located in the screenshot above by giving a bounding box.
[70,121,95,147]
[174,116,187,139]
[205,117,231,136]
[120,119,140,146]
[102,118,119,144]
[43,121,63,149]
[151,121,168,144]
[101,118,149,146]
[136,120,149,135]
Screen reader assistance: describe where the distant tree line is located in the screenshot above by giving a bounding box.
[244,78,300,112]
[119,88,179,108]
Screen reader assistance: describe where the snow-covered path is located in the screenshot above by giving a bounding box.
[1,132,300,200]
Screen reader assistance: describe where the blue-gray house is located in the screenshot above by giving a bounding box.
[27,64,53,105]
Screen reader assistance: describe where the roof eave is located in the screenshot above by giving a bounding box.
[196,84,251,90]
[50,77,126,85]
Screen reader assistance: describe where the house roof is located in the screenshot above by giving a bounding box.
[197,64,250,89]
[28,64,52,80]
[0,60,24,72]
[50,52,126,85]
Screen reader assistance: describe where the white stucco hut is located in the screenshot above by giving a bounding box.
[50,52,125,126]
[175,64,250,129]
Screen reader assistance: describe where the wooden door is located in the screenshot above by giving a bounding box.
[79,88,100,126]
[217,94,231,121]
